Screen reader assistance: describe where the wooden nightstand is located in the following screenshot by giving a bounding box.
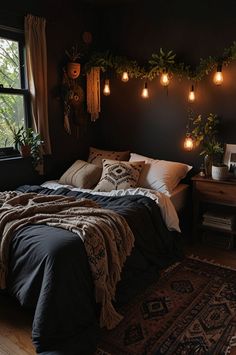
[191,175,236,249]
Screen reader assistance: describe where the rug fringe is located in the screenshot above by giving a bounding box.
[188,254,236,272]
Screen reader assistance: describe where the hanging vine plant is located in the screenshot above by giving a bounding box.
[85,41,236,82]
[148,48,176,80]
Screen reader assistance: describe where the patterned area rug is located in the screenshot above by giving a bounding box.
[96,257,236,355]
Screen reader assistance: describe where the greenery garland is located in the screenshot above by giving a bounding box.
[84,41,236,81]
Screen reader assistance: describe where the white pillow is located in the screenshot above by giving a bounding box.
[59,160,102,189]
[129,152,192,196]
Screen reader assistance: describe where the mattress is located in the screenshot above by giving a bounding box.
[170,183,189,212]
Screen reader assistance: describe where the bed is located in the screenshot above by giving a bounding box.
[1,149,191,355]
[170,183,189,213]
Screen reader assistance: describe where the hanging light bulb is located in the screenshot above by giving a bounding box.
[141,82,149,99]
[160,70,170,86]
[184,135,194,151]
[103,79,110,96]
[121,71,129,82]
[213,64,223,85]
[188,84,195,102]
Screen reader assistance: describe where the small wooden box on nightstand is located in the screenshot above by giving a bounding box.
[191,175,236,249]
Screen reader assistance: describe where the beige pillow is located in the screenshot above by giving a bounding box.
[94,159,144,192]
[130,152,192,196]
[59,160,102,189]
[87,147,130,167]
[129,152,158,164]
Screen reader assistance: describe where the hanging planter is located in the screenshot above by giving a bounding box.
[66,62,81,79]
[65,45,81,79]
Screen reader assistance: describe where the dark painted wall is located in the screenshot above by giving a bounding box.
[91,0,236,170]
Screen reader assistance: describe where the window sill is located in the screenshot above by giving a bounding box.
[0,155,22,162]
[0,147,20,160]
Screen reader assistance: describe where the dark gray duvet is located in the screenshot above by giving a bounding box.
[5,185,183,354]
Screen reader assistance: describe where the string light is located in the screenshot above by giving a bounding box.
[188,85,195,102]
[160,71,170,86]
[213,64,223,85]
[121,71,129,82]
[141,82,149,99]
[184,135,194,151]
[103,79,110,96]
[101,62,224,101]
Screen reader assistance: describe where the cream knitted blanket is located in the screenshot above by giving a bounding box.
[0,191,134,329]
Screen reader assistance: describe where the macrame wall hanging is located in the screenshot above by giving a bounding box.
[86,66,101,121]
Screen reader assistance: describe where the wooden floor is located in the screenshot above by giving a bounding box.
[0,243,236,355]
[0,293,35,354]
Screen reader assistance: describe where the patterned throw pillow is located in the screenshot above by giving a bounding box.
[94,159,144,192]
[87,147,130,167]
[59,160,102,189]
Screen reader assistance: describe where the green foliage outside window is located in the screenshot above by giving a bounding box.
[0,38,20,88]
[0,37,25,148]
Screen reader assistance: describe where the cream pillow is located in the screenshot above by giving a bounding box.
[129,152,158,164]
[94,159,144,192]
[59,160,102,189]
[130,152,192,196]
[87,147,130,167]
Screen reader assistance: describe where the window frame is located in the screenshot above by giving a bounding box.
[0,27,30,158]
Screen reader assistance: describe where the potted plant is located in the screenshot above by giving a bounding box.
[11,126,43,169]
[2,117,43,168]
[189,113,224,176]
[65,44,81,79]
[211,162,229,180]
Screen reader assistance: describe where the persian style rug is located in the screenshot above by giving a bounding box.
[96,257,236,355]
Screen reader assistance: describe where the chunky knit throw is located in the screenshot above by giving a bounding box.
[0,192,134,329]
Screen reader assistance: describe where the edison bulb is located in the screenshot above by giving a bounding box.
[160,72,170,86]
[121,71,129,82]
[184,136,194,151]
[141,82,149,99]
[188,85,195,102]
[213,70,223,85]
[103,79,110,96]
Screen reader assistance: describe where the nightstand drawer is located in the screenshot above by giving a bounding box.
[195,181,236,205]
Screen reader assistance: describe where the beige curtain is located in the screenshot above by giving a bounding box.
[24,14,51,155]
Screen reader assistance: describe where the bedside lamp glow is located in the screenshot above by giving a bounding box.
[141,82,149,98]
[184,136,194,151]
[213,64,223,85]
[188,85,195,102]
[103,79,110,96]
[160,72,170,86]
[121,71,129,82]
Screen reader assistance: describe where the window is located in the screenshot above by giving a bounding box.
[0,28,29,156]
